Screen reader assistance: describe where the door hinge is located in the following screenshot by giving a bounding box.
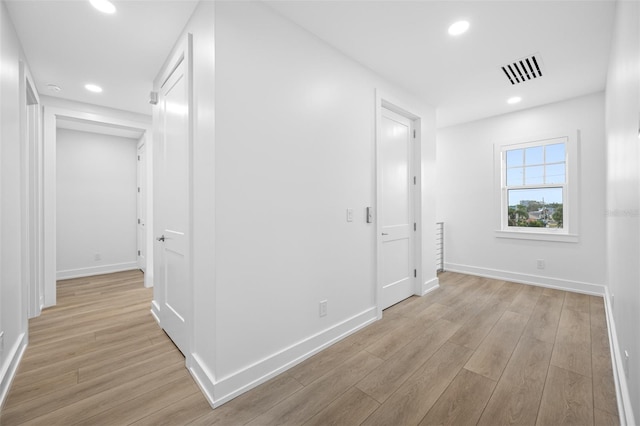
[137,250,141,256]
[138,218,141,224]
[413,129,416,138]
[413,176,416,185]
[414,223,417,231]
[414,269,417,278]
[138,155,141,161]
[137,187,140,193]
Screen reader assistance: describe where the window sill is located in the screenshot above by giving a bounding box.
[495,229,578,243]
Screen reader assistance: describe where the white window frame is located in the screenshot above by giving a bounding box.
[494,131,579,243]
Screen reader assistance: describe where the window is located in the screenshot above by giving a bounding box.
[496,133,578,242]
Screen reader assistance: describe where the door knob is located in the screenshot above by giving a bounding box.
[156,235,165,242]
[382,233,388,236]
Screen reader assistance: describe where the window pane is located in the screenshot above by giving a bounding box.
[545,163,565,184]
[546,143,565,163]
[506,168,523,186]
[506,149,523,167]
[525,146,543,165]
[525,165,544,184]
[507,187,563,228]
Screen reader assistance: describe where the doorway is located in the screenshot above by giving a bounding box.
[41,107,152,308]
[376,97,422,311]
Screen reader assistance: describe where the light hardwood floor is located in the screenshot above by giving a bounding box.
[1,271,619,425]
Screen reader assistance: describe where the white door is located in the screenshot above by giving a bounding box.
[155,53,190,355]
[137,141,146,272]
[379,107,415,309]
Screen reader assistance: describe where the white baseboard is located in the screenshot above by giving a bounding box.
[0,332,27,411]
[604,288,636,426]
[56,261,139,280]
[444,262,605,296]
[421,277,440,295]
[150,300,161,325]
[189,307,378,408]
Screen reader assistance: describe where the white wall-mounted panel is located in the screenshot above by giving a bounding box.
[604,1,640,423]
[0,0,30,408]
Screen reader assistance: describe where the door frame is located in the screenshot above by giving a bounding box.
[375,91,423,318]
[41,107,153,307]
[19,61,42,319]
[137,137,147,272]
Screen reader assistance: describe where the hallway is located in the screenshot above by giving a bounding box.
[0,270,206,424]
[1,271,619,425]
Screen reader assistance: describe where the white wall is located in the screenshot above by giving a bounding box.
[207,0,435,404]
[155,0,437,407]
[0,0,29,407]
[605,0,640,422]
[437,92,607,294]
[56,128,138,279]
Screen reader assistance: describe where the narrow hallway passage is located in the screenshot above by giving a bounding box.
[0,270,208,424]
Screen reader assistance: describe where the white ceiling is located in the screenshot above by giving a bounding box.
[5,0,198,116]
[265,0,616,127]
[6,0,616,127]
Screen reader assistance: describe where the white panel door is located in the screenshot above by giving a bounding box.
[137,142,146,272]
[380,107,414,309]
[156,56,190,355]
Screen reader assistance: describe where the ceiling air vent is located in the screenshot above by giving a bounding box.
[501,54,543,85]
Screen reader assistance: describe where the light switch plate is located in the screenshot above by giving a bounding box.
[346,208,354,222]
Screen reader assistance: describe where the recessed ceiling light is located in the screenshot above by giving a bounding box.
[47,84,61,93]
[507,96,522,105]
[89,0,116,14]
[448,20,470,36]
[85,83,103,93]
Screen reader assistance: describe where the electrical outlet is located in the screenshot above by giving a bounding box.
[536,259,545,269]
[319,300,328,317]
[624,350,630,378]
[94,253,101,261]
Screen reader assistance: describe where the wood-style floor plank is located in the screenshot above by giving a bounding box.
[361,342,473,426]
[303,387,380,426]
[131,392,213,426]
[245,351,382,426]
[363,303,450,361]
[477,337,553,425]
[1,270,619,426]
[447,298,511,350]
[564,291,591,313]
[464,310,529,380]
[507,283,543,317]
[356,318,459,403]
[536,365,594,426]
[188,374,304,426]
[522,292,564,343]
[551,308,592,377]
[419,368,496,426]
